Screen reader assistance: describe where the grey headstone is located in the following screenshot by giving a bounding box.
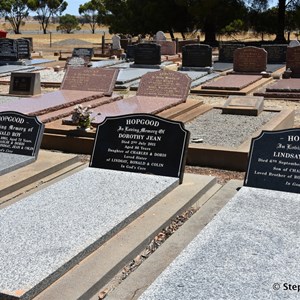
[155,31,167,41]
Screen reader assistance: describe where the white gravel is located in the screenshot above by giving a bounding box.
[185,108,277,148]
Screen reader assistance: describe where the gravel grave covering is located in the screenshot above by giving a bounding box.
[185,108,277,148]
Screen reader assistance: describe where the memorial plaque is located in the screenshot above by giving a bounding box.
[182,44,212,67]
[66,56,90,68]
[23,37,33,51]
[133,43,161,65]
[72,47,94,58]
[286,45,300,77]
[233,46,267,72]
[244,129,300,194]
[0,111,44,157]
[137,69,191,100]
[17,38,31,59]
[90,114,190,183]
[262,44,287,64]
[222,95,264,116]
[0,38,18,61]
[61,67,119,95]
[218,43,245,63]
[9,72,41,96]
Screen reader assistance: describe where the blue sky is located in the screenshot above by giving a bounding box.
[63,0,87,16]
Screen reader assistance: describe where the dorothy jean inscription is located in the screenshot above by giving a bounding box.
[90,114,189,182]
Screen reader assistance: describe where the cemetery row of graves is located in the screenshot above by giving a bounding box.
[0,33,300,299]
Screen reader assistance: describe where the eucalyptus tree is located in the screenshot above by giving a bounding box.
[0,0,30,34]
[27,0,68,34]
[79,0,106,33]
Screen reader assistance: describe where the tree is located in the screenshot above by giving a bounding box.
[0,0,30,34]
[57,14,81,33]
[27,0,68,34]
[248,7,277,40]
[79,0,106,33]
[180,0,247,46]
[103,0,193,39]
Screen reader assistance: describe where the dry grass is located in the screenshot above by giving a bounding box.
[1,20,298,54]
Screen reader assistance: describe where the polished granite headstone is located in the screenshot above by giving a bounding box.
[90,114,190,183]
[61,67,119,96]
[0,38,18,62]
[17,38,31,60]
[262,44,287,64]
[63,69,191,124]
[132,43,161,66]
[136,69,191,100]
[139,186,300,300]
[286,45,300,77]
[245,128,300,194]
[181,44,212,70]
[0,111,44,175]
[72,47,94,58]
[218,43,245,63]
[201,74,262,91]
[9,72,41,96]
[234,46,267,73]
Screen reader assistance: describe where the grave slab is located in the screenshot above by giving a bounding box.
[202,74,262,90]
[139,186,300,300]
[0,90,105,116]
[254,78,300,99]
[266,78,300,92]
[222,96,264,116]
[0,152,35,176]
[63,95,185,125]
[0,168,178,300]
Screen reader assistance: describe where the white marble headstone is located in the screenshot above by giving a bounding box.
[289,40,300,47]
[155,31,167,41]
[112,34,121,50]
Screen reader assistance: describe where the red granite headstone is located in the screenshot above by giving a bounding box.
[286,46,300,77]
[136,69,191,101]
[157,41,176,55]
[61,67,119,96]
[233,46,267,73]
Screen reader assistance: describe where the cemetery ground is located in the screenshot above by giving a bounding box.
[1,26,300,299]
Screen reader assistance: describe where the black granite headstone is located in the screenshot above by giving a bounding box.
[72,48,94,58]
[17,38,31,60]
[134,43,161,65]
[126,45,135,61]
[90,114,190,183]
[0,38,18,61]
[262,44,287,64]
[244,129,300,194]
[218,43,245,63]
[0,111,44,157]
[182,44,212,67]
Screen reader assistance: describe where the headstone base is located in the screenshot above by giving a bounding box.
[0,60,25,66]
[179,66,213,73]
[130,63,161,69]
[110,49,124,58]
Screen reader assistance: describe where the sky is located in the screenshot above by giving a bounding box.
[63,0,87,16]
